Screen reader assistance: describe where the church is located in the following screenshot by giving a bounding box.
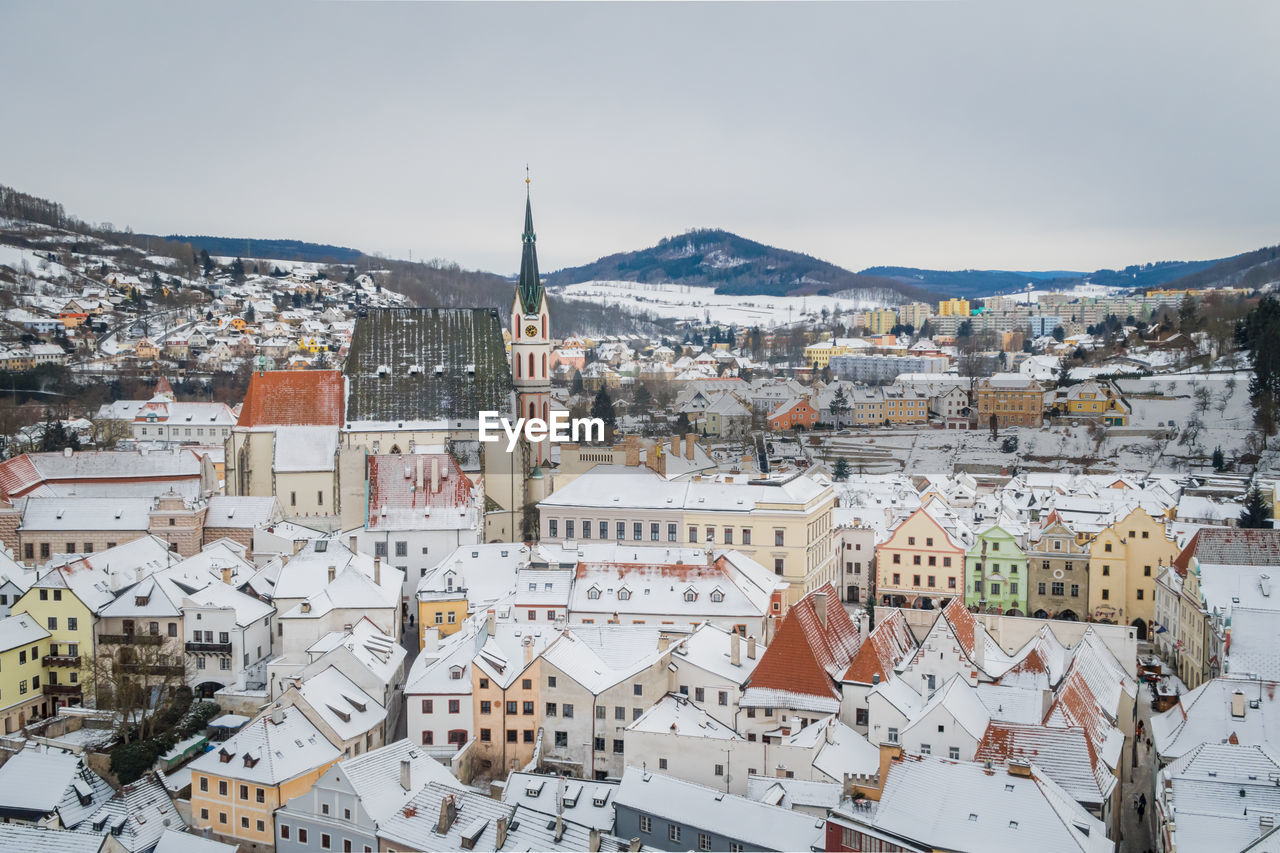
[227,184,556,542]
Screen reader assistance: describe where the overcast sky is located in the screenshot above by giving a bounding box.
[2,1,1277,277]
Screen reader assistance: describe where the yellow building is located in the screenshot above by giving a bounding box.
[1060,381,1130,426]
[418,595,470,639]
[866,308,899,335]
[12,565,100,709]
[471,632,544,774]
[1087,506,1179,639]
[190,706,341,850]
[803,339,843,370]
[937,298,971,317]
[134,338,159,361]
[0,612,52,734]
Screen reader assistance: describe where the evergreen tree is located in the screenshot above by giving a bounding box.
[1240,486,1272,529]
[199,249,213,275]
[633,384,653,415]
[245,304,256,324]
[1212,446,1225,471]
[1242,296,1280,435]
[1052,325,1066,342]
[590,389,617,442]
[1178,294,1199,336]
[231,258,245,281]
[830,385,849,427]
[570,371,584,396]
[833,458,851,481]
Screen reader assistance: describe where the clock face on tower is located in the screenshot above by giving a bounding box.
[525,324,538,338]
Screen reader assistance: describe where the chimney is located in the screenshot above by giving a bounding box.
[64,446,73,458]
[496,816,508,849]
[400,758,412,791]
[589,828,601,852]
[858,608,870,636]
[349,535,358,552]
[431,457,441,494]
[625,439,640,468]
[628,838,641,852]
[422,627,440,653]
[301,602,311,614]
[1008,761,1033,778]
[374,556,382,586]
[270,707,284,725]
[221,566,232,586]
[658,635,670,652]
[815,591,828,629]
[554,814,564,843]
[327,565,336,583]
[416,456,424,492]
[486,609,495,635]
[731,631,741,667]
[670,435,679,458]
[747,635,757,659]
[523,636,534,666]
[437,794,458,834]
[685,433,695,460]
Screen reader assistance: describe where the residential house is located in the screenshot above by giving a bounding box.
[1025,516,1090,621]
[964,524,1029,616]
[973,373,1045,428]
[875,502,970,609]
[1087,506,1178,639]
[0,613,52,732]
[766,397,818,431]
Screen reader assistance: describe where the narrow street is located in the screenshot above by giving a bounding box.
[1120,647,1158,852]
[394,617,421,743]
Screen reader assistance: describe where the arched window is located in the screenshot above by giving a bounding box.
[529,401,536,420]
[542,353,548,376]
[515,356,521,378]
[528,352,535,378]
[390,445,401,455]
[542,316,547,338]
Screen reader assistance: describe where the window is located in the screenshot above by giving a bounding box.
[299,829,308,843]
[640,815,652,833]
[893,573,901,585]
[594,736,605,751]
[893,553,901,564]
[914,574,921,586]
[522,678,532,690]
[448,699,460,714]
[199,776,208,792]
[775,530,784,546]
[695,687,705,702]
[1051,581,1064,596]
[1101,589,1110,600]
[948,577,957,588]
[888,727,899,743]
[281,825,290,839]
[480,701,491,714]
[522,701,534,715]
[479,678,489,689]
[634,522,643,541]
[219,780,228,795]
[617,522,625,540]
[1038,582,1046,595]
[742,529,751,545]
[774,558,784,575]
[423,731,434,745]
[1071,584,1080,597]
[1104,542,1112,552]
[928,556,936,567]
[718,690,728,706]
[1137,589,1145,600]
[395,540,407,557]
[596,705,606,719]
[615,706,626,720]
[547,702,557,717]
[549,520,558,538]
[555,730,568,747]
[563,703,573,717]
[523,729,534,743]
[650,523,660,541]
[613,739,624,754]
[714,764,724,777]
[374,541,388,558]
[599,521,608,539]
[290,491,296,507]
[908,536,916,546]
[669,825,681,842]
[566,520,574,539]
[1010,582,1018,595]
[507,729,518,743]
[322,833,331,849]
[943,557,952,567]
[668,523,678,542]
[581,520,590,539]
[856,708,868,726]
[990,583,1000,595]
[47,616,57,630]
[240,784,248,800]
[1144,565,1152,576]
[480,728,492,741]
[921,743,931,754]
[913,555,921,565]
[974,580,983,593]
[506,701,517,714]
[950,746,960,759]
[688,526,698,543]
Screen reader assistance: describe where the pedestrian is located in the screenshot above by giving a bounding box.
[1138,792,1147,822]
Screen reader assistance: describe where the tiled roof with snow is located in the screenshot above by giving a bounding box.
[189,706,340,785]
[366,452,475,532]
[343,308,513,425]
[743,583,861,713]
[975,722,1115,805]
[627,693,741,740]
[843,608,917,685]
[236,369,345,427]
[1160,742,1280,853]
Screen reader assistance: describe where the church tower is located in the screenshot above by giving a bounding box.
[511,177,552,472]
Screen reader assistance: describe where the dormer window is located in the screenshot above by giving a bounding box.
[618,588,632,601]
[710,589,724,603]
[588,587,601,601]
[684,589,698,603]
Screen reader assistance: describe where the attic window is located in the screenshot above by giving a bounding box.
[315,541,328,553]
[588,587,601,600]
[684,589,697,602]
[710,590,724,603]
[618,588,632,601]
[135,595,149,606]
[376,364,391,377]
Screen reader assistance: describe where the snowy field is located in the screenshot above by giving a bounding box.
[550,280,894,327]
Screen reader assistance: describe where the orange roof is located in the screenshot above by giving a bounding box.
[941,597,978,658]
[843,608,917,684]
[237,370,345,427]
[0,454,41,501]
[366,453,473,530]
[747,583,861,702]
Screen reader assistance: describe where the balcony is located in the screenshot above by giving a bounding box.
[116,663,185,677]
[43,683,81,696]
[42,654,81,668]
[185,641,232,655]
[98,633,164,646]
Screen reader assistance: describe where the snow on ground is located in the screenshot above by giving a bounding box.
[0,243,73,279]
[550,280,892,327]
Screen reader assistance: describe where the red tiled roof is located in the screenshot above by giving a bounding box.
[941,597,978,658]
[1175,527,1280,572]
[0,454,41,501]
[975,721,1111,803]
[366,453,473,522]
[237,370,345,427]
[843,608,917,684]
[1001,647,1048,682]
[748,583,861,701]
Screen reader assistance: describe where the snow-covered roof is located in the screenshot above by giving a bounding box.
[627,693,741,740]
[294,666,386,742]
[0,747,112,826]
[272,425,338,473]
[189,706,340,785]
[1159,742,1280,853]
[615,767,825,852]
[0,611,50,652]
[21,496,153,531]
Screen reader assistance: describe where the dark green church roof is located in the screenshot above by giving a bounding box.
[516,189,544,315]
[343,307,514,425]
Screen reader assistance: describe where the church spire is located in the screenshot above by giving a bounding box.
[517,171,543,315]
